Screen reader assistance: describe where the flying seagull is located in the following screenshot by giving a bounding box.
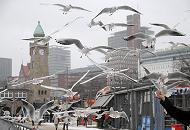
[93,5,142,19]
[124,29,185,48]
[80,56,137,84]
[101,23,134,31]
[55,38,116,57]
[88,19,107,31]
[49,4,92,14]
[21,99,54,125]
[40,70,90,97]
[150,22,182,31]
[139,70,190,84]
[142,66,188,97]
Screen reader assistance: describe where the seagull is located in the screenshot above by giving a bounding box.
[11,74,56,87]
[40,70,90,97]
[22,28,60,46]
[21,99,54,125]
[139,71,190,84]
[142,66,188,97]
[80,56,137,84]
[51,4,92,14]
[55,38,116,58]
[124,29,185,48]
[100,107,129,121]
[93,5,142,19]
[88,19,107,31]
[168,41,189,49]
[101,23,134,31]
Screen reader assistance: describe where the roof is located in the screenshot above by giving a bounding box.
[33,21,45,37]
[91,94,114,108]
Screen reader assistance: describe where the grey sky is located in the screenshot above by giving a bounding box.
[0,0,189,75]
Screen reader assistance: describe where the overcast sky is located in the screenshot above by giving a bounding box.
[0,0,190,76]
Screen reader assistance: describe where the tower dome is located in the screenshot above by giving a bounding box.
[33,21,45,37]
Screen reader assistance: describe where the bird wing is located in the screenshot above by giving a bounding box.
[141,65,151,74]
[52,4,66,8]
[36,74,55,80]
[168,71,190,81]
[56,38,85,50]
[140,49,157,56]
[39,100,54,119]
[70,70,90,90]
[93,8,111,19]
[124,32,152,41]
[149,23,170,29]
[71,5,92,12]
[64,16,84,27]
[140,72,160,81]
[21,99,35,119]
[89,46,115,53]
[155,29,185,38]
[115,73,138,83]
[22,37,42,41]
[120,111,129,121]
[117,5,142,14]
[0,89,8,94]
[11,80,33,87]
[80,73,106,84]
[178,43,189,47]
[40,85,68,92]
[166,80,188,90]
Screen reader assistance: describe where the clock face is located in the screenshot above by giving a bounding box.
[39,49,44,55]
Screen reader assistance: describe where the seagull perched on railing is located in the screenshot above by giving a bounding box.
[88,19,107,31]
[101,23,134,31]
[42,3,92,14]
[124,29,185,48]
[40,70,90,97]
[21,99,54,125]
[55,38,116,58]
[93,5,142,19]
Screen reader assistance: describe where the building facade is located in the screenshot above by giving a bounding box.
[0,58,12,88]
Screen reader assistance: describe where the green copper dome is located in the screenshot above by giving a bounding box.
[33,21,45,37]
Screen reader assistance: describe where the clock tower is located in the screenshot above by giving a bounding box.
[29,21,50,105]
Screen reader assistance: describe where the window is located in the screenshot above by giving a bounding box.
[38,90,40,95]
[41,90,43,95]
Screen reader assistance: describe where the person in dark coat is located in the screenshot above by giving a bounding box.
[155,90,190,130]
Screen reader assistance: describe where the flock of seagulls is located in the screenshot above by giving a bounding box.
[2,1,190,129]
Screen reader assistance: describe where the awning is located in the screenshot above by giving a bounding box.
[91,94,114,108]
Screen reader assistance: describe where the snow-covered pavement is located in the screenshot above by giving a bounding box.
[38,123,101,130]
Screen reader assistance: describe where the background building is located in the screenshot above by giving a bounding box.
[0,58,12,88]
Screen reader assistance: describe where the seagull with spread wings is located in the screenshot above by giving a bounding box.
[47,4,92,14]
[101,23,134,31]
[93,5,142,19]
[40,70,90,97]
[88,19,107,31]
[124,29,185,48]
[142,66,189,97]
[80,56,137,84]
[139,70,190,84]
[21,99,54,125]
[55,38,116,58]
